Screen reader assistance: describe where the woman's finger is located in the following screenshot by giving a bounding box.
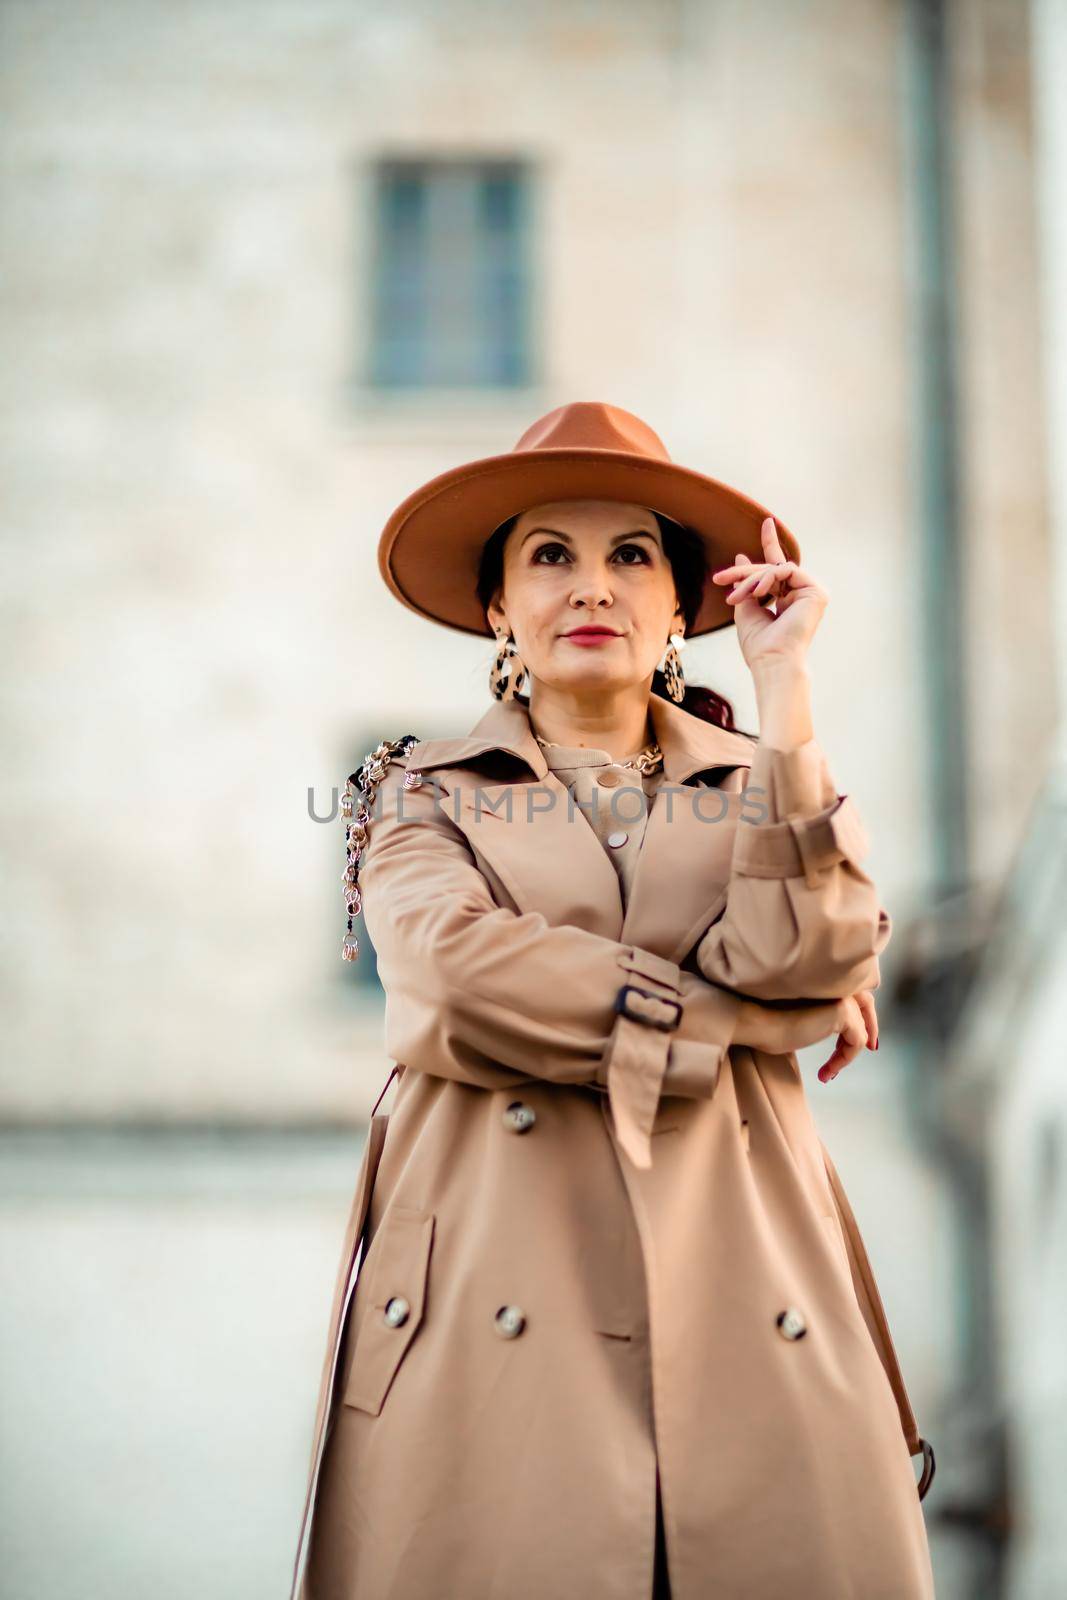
[762,516,788,564]
[712,557,758,584]
[715,559,802,596]
[817,999,865,1082]
[753,564,786,599]
[720,560,786,593]
[714,557,821,590]
[726,573,764,603]
[728,562,794,606]
[772,586,803,612]
[817,1032,860,1081]
[852,990,879,1050]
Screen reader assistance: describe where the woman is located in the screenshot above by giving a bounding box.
[292,403,936,1600]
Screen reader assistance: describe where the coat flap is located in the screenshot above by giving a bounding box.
[402,735,529,776]
[343,1207,436,1417]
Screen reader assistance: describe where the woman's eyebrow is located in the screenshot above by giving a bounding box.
[519,527,659,548]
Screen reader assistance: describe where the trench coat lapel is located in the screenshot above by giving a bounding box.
[404,694,755,965]
[405,700,626,943]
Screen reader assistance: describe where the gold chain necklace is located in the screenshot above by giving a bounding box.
[533,732,664,775]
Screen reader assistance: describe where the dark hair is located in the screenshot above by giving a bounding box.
[475,510,746,733]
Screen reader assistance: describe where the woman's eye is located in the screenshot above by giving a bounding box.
[531,542,651,566]
[532,542,569,564]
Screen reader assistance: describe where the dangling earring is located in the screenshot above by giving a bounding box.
[489,625,528,701]
[661,631,686,703]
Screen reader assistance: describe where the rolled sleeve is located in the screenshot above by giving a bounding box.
[734,738,871,889]
[695,738,892,1002]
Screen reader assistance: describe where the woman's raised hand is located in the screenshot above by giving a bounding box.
[710,516,829,673]
[730,989,879,1083]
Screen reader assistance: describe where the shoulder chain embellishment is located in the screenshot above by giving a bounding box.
[341,733,421,963]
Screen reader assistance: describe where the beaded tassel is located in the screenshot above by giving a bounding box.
[342,733,421,962]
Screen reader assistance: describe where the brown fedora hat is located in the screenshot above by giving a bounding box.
[377,400,801,638]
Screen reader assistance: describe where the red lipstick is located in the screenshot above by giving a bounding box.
[562,625,621,647]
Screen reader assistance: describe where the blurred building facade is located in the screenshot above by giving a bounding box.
[1,1,1062,1596]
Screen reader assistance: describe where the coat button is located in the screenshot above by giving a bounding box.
[596,769,622,787]
[503,1101,536,1133]
[606,830,628,848]
[494,1305,526,1338]
[384,1295,411,1327]
[776,1306,807,1340]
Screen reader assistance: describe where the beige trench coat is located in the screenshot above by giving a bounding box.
[292,692,936,1600]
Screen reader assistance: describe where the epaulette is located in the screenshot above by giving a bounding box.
[340,734,422,963]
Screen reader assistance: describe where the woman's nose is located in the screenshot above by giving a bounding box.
[568,569,615,608]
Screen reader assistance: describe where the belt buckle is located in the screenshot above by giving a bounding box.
[614,983,682,1033]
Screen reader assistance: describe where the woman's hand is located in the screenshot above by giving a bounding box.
[710,516,829,675]
[730,990,879,1083]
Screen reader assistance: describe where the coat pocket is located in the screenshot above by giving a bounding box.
[342,1206,435,1417]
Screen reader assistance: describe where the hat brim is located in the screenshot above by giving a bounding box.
[377,446,802,639]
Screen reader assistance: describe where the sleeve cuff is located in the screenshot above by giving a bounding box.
[735,739,870,887]
[664,977,743,1096]
[662,1041,726,1098]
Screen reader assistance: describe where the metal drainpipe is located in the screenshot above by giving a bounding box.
[902,0,969,892]
[898,0,1012,1586]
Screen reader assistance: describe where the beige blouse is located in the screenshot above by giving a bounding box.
[536,742,669,911]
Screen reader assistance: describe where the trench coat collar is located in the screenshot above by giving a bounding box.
[406,691,756,787]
